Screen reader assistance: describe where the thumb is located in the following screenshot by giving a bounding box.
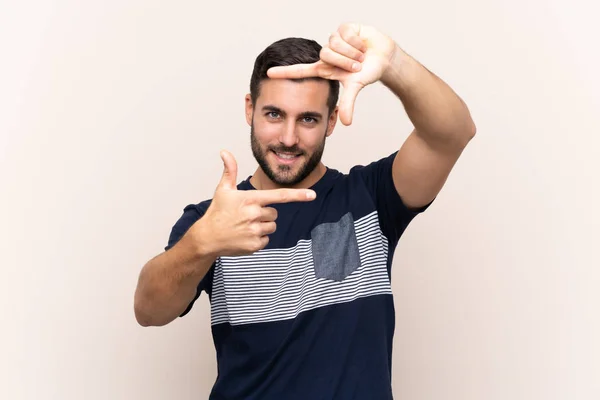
[218,150,238,190]
[339,82,362,126]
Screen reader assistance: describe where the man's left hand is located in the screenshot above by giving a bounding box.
[267,23,397,126]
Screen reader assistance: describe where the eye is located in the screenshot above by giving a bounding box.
[301,117,317,124]
[266,111,280,119]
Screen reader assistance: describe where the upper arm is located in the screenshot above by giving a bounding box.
[392,129,469,210]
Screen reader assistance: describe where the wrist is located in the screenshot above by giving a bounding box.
[186,216,219,261]
[380,45,418,93]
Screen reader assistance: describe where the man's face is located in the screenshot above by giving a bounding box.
[246,79,337,187]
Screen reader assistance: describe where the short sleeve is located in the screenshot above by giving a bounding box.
[349,151,432,246]
[165,201,215,317]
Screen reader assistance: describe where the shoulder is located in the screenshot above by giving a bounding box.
[183,198,213,216]
[165,198,213,251]
[347,151,398,178]
[324,151,399,197]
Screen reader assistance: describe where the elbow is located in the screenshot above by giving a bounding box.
[134,296,176,327]
[467,118,477,140]
[421,116,477,152]
[134,301,155,327]
[462,107,477,141]
[462,120,477,147]
[452,103,477,148]
[454,118,477,149]
[460,96,477,140]
[134,268,170,327]
[134,292,164,327]
[135,313,153,328]
[135,307,170,327]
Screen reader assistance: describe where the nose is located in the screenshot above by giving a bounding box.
[278,120,299,148]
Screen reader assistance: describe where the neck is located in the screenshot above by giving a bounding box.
[250,162,327,190]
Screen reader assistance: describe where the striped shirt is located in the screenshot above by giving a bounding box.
[165,151,428,399]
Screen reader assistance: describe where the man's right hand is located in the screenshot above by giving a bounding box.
[190,150,317,257]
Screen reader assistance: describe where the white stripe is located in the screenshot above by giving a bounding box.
[210,211,391,326]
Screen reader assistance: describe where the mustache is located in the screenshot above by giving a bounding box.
[268,145,305,155]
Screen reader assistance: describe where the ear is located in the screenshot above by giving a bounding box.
[325,106,339,137]
[245,94,253,126]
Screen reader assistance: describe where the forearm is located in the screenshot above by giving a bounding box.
[381,46,476,147]
[134,229,215,327]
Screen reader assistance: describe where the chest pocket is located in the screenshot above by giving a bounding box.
[310,212,361,282]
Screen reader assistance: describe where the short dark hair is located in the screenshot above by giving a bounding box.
[249,37,339,115]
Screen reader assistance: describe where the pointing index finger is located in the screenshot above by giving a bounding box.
[267,62,322,79]
[249,188,317,205]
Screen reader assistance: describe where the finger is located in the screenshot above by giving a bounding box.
[338,23,367,53]
[244,236,269,254]
[255,236,269,252]
[218,150,238,190]
[320,46,362,73]
[328,33,365,62]
[259,221,277,236]
[267,62,322,79]
[259,206,278,222]
[339,82,363,126]
[249,188,317,205]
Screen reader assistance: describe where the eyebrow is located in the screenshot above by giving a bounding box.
[262,105,323,120]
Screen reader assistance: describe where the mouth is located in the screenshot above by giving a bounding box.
[271,150,303,165]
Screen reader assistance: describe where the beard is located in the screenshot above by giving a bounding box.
[250,123,326,187]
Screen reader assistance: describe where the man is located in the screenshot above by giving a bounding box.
[134,22,476,399]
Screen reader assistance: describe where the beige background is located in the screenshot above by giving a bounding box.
[1,0,599,399]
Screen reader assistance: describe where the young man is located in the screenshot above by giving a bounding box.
[134,22,476,399]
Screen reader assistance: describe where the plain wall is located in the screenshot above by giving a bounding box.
[1,0,598,399]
